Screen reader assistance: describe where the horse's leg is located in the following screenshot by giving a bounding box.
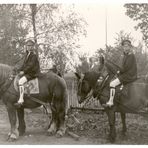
[120,112,127,136]
[56,91,67,137]
[47,106,57,136]
[56,108,66,137]
[105,108,116,143]
[6,103,19,141]
[17,107,26,136]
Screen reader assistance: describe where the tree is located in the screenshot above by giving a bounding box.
[30,4,38,57]
[124,4,148,47]
[0,4,28,65]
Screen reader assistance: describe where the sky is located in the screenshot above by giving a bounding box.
[74,3,143,56]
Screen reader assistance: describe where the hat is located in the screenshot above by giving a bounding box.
[121,39,132,46]
[26,40,35,46]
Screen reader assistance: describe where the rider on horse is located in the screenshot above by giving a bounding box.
[15,39,40,106]
[105,39,137,107]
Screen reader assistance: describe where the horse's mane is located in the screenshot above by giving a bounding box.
[0,64,12,83]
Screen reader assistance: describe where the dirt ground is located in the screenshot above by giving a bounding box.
[0,103,148,145]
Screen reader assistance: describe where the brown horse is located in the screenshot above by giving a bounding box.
[0,63,68,141]
[75,71,148,143]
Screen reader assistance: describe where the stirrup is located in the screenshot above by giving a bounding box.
[106,101,114,107]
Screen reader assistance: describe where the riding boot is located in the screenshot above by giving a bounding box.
[14,85,24,108]
[14,85,24,107]
[106,87,115,107]
[18,85,24,104]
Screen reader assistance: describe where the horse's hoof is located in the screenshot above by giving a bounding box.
[56,130,64,138]
[55,133,62,138]
[7,133,17,142]
[47,129,56,136]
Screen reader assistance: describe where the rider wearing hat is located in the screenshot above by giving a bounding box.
[15,39,40,106]
[105,39,137,107]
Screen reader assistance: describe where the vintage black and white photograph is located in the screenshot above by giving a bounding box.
[0,0,148,145]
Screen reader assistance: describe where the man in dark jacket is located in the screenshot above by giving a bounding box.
[105,39,137,107]
[15,39,40,106]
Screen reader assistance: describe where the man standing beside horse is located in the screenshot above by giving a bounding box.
[105,39,137,107]
[15,39,40,107]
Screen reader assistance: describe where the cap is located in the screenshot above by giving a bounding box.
[26,40,35,46]
[121,39,132,46]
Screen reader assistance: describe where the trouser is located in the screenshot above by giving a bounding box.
[18,76,28,103]
[107,78,121,105]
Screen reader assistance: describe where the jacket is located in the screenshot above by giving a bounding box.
[20,51,40,80]
[118,52,137,84]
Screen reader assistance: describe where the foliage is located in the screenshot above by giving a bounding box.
[134,42,148,76]
[114,30,135,46]
[75,53,89,73]
[124,4,148,75]
[0,5,28,65]
[124,4,148,47]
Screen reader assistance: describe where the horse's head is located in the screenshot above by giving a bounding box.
[75,72,91,104]
[75,71,101,104]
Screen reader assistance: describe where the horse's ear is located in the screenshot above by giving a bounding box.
[74,72,81,79]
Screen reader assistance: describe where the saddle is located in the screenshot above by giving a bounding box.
[14,75,39,95]
[115,84,128,100]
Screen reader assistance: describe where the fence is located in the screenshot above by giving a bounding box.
[64,75,103,112]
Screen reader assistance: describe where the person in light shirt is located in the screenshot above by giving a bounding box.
[105,39,137,107]
[15,40,40,107]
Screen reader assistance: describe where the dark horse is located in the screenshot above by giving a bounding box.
[0,63,68,141]
[75,70,148,143]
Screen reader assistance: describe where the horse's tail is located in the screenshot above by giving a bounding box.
[55,76,69,116]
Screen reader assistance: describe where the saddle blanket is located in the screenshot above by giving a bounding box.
[24,78,39,94]
[14,78,39,94]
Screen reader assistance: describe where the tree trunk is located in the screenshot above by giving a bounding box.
[30,4,39,58]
